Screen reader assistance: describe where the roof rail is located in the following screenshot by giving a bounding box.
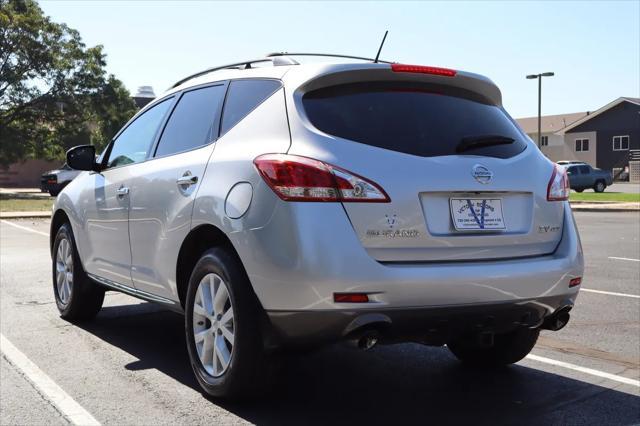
[170,56,299,89]
[266,52,394,64]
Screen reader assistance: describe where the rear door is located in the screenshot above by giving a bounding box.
[127,83,227,299]
[578,165,592,187]
[567,165,584,188]
[292,77,564,262]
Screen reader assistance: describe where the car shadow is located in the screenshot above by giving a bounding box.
[78,303,640,426]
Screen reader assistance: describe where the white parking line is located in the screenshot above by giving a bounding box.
[0,219,49,237]
[526,354,640,387]
[581,288,640,299]
[1,334,100,425]
[609,256,640,263]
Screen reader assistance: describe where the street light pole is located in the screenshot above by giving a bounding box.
[526,72,554,149]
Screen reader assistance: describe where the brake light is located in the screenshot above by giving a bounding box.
[391,63,457,77]
[254,154,390,202]
[547,164,570,201]
[569,277,582,287]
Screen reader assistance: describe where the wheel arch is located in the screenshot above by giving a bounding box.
[176,224,257,310]
[50,209,71,255]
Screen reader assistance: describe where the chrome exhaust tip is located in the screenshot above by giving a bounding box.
[358,332,379,350]
[346,330,380,350]
[541,306,572,331]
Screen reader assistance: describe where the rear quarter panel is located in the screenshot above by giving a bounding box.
[191,87,292,290]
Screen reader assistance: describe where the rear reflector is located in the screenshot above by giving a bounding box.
[333,293,369,303]
[547,164,570,201]
[391,63,457,77]
[569,277,582,287]
[254,154,390,202]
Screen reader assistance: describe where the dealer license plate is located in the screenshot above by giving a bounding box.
[450,198,506,231]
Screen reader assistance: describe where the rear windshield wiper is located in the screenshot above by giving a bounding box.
[456,135,515,153]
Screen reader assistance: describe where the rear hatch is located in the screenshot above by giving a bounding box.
[286,66,564,262]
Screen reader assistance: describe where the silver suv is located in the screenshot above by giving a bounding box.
[51,54,584,398]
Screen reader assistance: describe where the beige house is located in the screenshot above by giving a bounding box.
[516,112,590,163]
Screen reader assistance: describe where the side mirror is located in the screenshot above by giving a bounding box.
[67,145,99,172]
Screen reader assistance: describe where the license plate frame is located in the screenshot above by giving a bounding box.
[449,198,506,231]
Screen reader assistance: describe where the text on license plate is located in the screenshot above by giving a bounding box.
[450,198,506,230]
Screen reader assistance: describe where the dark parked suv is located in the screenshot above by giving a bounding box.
[563,163,613,193]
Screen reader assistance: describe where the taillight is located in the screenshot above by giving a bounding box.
[254,154,390,202]
[391,63,457,77]
[569,277,582,287]
[547,164,570,201]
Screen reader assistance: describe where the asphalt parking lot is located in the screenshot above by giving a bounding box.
[1,212,639,425]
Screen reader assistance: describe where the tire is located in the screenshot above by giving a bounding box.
[185,248,268,399]
[447,328,539,367]
[594,180,606,193]
[52,223,105,321]
[575,188,584,193]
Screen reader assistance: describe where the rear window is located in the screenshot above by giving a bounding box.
[302,82,528,159]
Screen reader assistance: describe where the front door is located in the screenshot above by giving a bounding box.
[81,97,174,287]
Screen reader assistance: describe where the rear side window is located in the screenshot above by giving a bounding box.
[220,79,282,135]
[578,165,590,174]
[302,82,528,159]
[155,84,226,157]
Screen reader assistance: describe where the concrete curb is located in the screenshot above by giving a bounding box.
[0,211,52,219]
[570,206,640,213]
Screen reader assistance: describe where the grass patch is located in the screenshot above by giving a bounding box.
[0,193,54,212]
[570,192,640,202]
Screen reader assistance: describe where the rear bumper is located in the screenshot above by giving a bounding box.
[40,181,62,193]
[267,295,572,345]
[233,200,582,306]
[229,196,583,344]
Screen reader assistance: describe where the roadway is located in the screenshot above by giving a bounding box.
[1,212,638,425]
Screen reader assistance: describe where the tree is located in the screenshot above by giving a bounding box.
[0,0,138,166]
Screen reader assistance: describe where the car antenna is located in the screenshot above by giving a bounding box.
[373,30,388,63]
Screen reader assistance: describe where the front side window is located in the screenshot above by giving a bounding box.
[578,165,590,174]
[154,85,226,157]
[106,98,173,168]
[613,135,630,151]
[220,79,282,136]
[575,138,589,152]
[303,82,528,159]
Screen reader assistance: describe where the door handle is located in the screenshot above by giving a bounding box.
[176,174,198,186]
[116,186,129,197]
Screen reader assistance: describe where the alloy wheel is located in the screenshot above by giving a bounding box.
[192,273,235,377]
[55,238,73,305]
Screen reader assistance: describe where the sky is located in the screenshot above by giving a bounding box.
[39,1,639,118]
